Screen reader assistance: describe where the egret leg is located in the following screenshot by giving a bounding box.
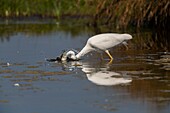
[122,42,129,50]
[105,50,113,62]
[100,53,104,60]
[124,44,129,50]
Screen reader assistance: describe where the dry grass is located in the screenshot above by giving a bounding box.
[94,0,169,28]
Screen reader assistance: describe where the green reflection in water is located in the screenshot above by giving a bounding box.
[0,18,169,50]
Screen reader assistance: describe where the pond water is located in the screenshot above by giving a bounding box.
[0,19,170,113]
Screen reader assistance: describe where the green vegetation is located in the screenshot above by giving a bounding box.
[0,0,60,18]
[0,0,95,18]
[0,0,169,29]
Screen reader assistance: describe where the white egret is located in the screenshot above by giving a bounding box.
[66,33,132,62]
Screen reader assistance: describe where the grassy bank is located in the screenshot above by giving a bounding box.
[0,0,61,18]
[0,0,95,18]
[0,0,169,29]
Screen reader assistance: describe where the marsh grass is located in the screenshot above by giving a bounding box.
[0,0,94,18]
[0,0,60,18]
[0,0,169,29]
[94,0,169,29]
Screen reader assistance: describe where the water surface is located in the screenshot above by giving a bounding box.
[0,19,170,113]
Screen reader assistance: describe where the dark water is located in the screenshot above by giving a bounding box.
[0,19,170,113]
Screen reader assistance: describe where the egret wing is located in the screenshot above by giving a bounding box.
[88,34,122,50]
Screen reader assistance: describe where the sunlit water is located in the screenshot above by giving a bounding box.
[0,19,170,113]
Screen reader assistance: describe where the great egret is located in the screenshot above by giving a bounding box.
[66,33,132,62]
[47,33,132,62]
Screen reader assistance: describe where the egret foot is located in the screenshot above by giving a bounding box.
[108,58,113,65]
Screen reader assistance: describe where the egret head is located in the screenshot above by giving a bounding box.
[66,50,77,60]
[59,50,79,61]
[46,50,78,62]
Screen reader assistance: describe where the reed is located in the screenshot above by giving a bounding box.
[0,0,61,18]
[93,0,169,29]
[0,0,169,30]
[0,0,94,17]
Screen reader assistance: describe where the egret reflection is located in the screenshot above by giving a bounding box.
[61,61,132,86]
[82,69,132,86]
